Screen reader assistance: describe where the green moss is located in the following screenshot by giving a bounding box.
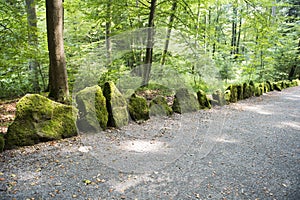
[266,81,273,91]
[196,90,211,109]
[149,95,172,116]
[224,90,231,104]
[128,94,149,122]
[4,94,78,150]
[172,88,200,114]
[226,85,238,103]
[273,82,282,91]
[103,81,129,128]
[76,85,108,132]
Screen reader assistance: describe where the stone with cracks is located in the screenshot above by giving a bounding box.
[103,81,129,128]
[172,88,200,113]
[76,85,108,132]
[4,94,78,150]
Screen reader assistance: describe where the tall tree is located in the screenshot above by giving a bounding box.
[46,0,69,102]
[143,0,157,86]
[25,0,40,93]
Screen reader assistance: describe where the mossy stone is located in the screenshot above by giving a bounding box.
[172,88,200,114]
[227,85,238,103]
[196,90,211,109]
[4,94,78,150]
[266,81,273,91]
[76,85,108,132]
[149,95,172,116]
[103,81,129,128]
[212,89,226,106]
[0,135,4,153]
[128,93,149,122]
[224,90,231,104]
[273,82,282,91]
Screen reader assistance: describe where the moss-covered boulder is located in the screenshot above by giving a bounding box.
[273,82,282,91]
[237,84,244,100]
[227,85,238,103]
[0,134,4,153]
[128,93,149,122]
[291,79,299,87]
[76,85,108,132]
[149,95,172,116]
[196,90,211,109]
[254,83,263,97]
[103,81,129,128]
[4,94,78,150]
[172,88,200,114]
[212,89,226,106]
[266,81,273,91]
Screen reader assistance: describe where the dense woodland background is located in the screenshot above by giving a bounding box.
[0,0,299,99]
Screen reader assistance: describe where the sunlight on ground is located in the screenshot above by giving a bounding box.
[215,137,239,143]
[242,105,273,115]
[278,121,300,131]
[119,140,166,153]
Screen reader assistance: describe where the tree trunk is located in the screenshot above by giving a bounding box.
[231,5,238,56]
[25,0,40,93]
[143,0,156,86]
[46,0,69,103]
[106,0,112,66]
[161,0,177,66]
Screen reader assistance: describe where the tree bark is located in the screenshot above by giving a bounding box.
[46,0,69,102]
[106,0,112,66]
[25,0,40,93]
[161,0,177,66]
[143,0,156,86]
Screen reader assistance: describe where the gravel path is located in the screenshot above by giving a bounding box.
[1,86,299,200]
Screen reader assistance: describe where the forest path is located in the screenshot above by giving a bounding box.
[0,86,299,199]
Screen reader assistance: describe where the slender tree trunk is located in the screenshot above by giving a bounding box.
[143,0,156,86]
[46,0,69,103]
[25,0,40,93]
[161,0,177,66]
[106,0,112,66]
[236,14,242,56]
[231,5,238,56]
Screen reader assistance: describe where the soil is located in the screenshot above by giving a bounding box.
[0,99,17,134]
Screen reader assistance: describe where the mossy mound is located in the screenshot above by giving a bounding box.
[76,85,108,132]
[224,90,231,104]
[227,85,238,103]
[196,90,211,109]
[273,82,282,91]
[172,88,200,114]
[0,135,4,153]
[4,94,78,150]
[254,84,263,97]
[291,79,299,86]
[149,95,172,116]
[266,81,273,91]
[128,93,149,122]
[212,89,226,106]
[103,81,129,128]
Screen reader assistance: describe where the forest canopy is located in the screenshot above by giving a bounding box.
[0,0,299,98]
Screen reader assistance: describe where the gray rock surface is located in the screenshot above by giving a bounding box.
[1,86,299,199]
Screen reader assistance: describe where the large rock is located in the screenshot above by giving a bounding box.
[196,90,211,109]
[103,81,129,128]
[149,95,172,117]
[172,88,200,113]
[212,89,226,106]
[128,93,149,122]
[76,85,108,132]
[5,94,78,150]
